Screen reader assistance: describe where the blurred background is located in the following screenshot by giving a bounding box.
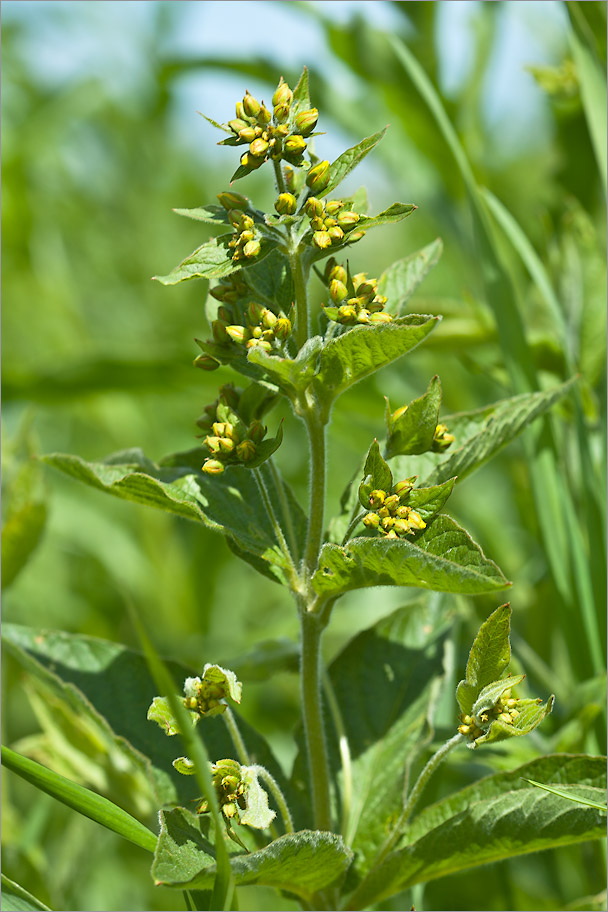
[2,2,606,910]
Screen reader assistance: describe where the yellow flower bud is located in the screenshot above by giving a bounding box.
[369,489,386,509]
[274,192,297,215]
[274,317,292,341]
[217,191,249,211]
[242,92,261,118]
[337,210,360,229]
[313,231,332,250]
[306,160,331,194]
[236,440,257,462]
[363,512,380,529]
[272,80,293,108]
[284,134,307,156]
[202,459,225,475]
[243,239,261,258]
[193,354,220,371]
[304,196,325,218]
[249,137,269,158]
[295,107,319,136]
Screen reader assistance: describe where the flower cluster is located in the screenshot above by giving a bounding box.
[226,80,318,175]
[304,196,362,250]
[207,281,291,360]
[323,260,392,326]
[182,666,242,719]
[432,423,455,452]
[195,759,249,820]
[458,687,522,741]
[227,209,261,262]
[202,408,268,475]
[362,479,426,539]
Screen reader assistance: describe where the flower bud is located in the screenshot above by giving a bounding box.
[392,518,411,536]
[262,309,277,329]
[240,152,264,171]
[337,304,357,323]
[407,509,426,531]
[284,134,307,157]
[272,80,293,108]
[236,439,257,462]
[258,105,271,125]
[226,324,248,345]
[295,107,319,135]
[346,230,366,243]
[228,118,250,135]
[384,494,400,513]
[212,320,229,343]
[306,160,331,194]
[327,226,344,244]
[204,435,223,455]
[325,199,343,216]
[217,191,249,211]
[369,489,386,509]
[303,196,324,218]
[217,306,233,324]
[369,312,392,324]
[432,423,455,452]
[329,264,347,285]
[246,301,266,324]
[323,306,339,322]
[337,210,360,229]
[248,420,267,444]
[273,317,292,341]
[243,239,261,258]
[193,354,220,371]
[247,338,272,352]
[249,137,269,158]
[235,101,249,121]
[312,231,332,250]
[394,477,417,499]
[357,281,376,298]
[329,279,348,303]
[357,309,371,324]
[382,516,395,531]
[239,229,255,243]
[202,459,225,475]
[242,92,261,118]
[363,512,380,529]
[218,436,236,455]
[274,192,297,215]
[273,102,290,123]
[238,126,258,143]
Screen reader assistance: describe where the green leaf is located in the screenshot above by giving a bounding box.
[568,15,607,195]
[313,513,510,598]
[291,67,311,113]
[173,205,232,226]
[456,604,512,716]
[470,694,554,749]
[43,450,306,584]
[470,674,526,718]
[153,235,277,286]
[323,128,388,197]
[392,380,578,487]
[0,875,52,912]
[240,767,276,829]
[243,249,294,314]
[347,754,607,908]
[356,203,417,231]
[312,314,439,415]
[2,625,297,819]
[1,745,157,854]
[147,696,197,736]
[385,376,442,458]
[407,478,456,523]
[152,808,216,887]
[156,821,353,898]
[322,597,452,874]
[246,337,323,396]
[522,778,608,813]
[358,439,393,508]
[1,502,47,590]
[378,238,443,312]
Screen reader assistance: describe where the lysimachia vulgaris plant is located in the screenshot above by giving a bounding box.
[19,68,604,911]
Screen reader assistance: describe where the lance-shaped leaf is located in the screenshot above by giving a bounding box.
[172,205,232,226]
[393,380,577,487]
[313,513,510,597]
[153,235,276,285]
[43,449,306,583]
[323,127,388,197]
[358,439,393,508]
[346,754,607,909]
[456,604,512,716]
[311,314,439,414]
[356,202,417,231]
[0,874,52,912]
[385,376,443,458]
[246,337,323,396]
[378,238,443,312]
[291,67,311,114]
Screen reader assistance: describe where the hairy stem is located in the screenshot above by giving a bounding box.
[273,159,287,195]
[248,765,295,834]
[223,707,249,766]
[300,611,332,831]
[346,733,464,910]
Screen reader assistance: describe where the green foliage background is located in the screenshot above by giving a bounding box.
[2,2,606,910]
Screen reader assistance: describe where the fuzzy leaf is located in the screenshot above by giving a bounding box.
[346,754,607,909]
[154,813,353,898]
[378,238,443,312]
[456,604,512,716]
[358,439,393,508]
[244,249,294,314]
[172,205,232,226]
[291,67,311,113]
[313,514,510,597]
[147,696,197,736]
[385,376,443,457]
[357,202,417,230]
[43,450,306,584]
[323,128,388,197]
[246,337,323,395]
[240,768,276,829]
[153,235,276,285]
[470,675,526,717]
[312,314,439,414]
[407,478,456,522]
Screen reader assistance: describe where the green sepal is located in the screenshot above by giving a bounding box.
[378,238,443,312]
[323,127,388,197]
[172,205,233,226]
[358,440,393,509]
[385,376,442,457]
[470,695,555,749]
[312,514,511,598]
[237,422,284,470]
[456,604,512,716]
[173,756,197,775]
[147,695,198,736]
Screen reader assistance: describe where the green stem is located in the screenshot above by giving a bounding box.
[300,611,332,831]
[253,468,298,585]
[302,409,326,579]
[223,707,249,765]
[273,160,287,195]
[346,733,463,910]
[290,246,310,349]
[248,765,295,834]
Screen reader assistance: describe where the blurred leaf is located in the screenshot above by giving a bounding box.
[324,128,387,196]
[228,639,300,682]
[0,875,52,912]
[173,205,232,226]
[1,502,47,590]
[152,808,215,887]
[1,745,157,854]
[378,239,443,313]
[312,315,440,414]
[568,10,608,195]
[385,375,442,458]
[313,514,510,598]
[456,604,512,716]
[1,424,47,589]
[347,754,607,909]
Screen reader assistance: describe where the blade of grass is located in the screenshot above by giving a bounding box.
[522,777,607,812]
[128,603,236,912]
[1,745,157,854]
